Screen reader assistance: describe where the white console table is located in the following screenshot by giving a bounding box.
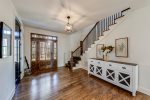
[88,58,138,96]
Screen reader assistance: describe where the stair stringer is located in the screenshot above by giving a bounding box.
[73,10,132,70]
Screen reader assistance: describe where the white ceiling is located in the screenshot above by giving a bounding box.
[12,0,150,33]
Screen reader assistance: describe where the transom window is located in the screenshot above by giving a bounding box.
[31,33,57,41]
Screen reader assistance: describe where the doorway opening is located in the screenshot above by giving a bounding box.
[14,19,21,86]
[31,33,57,74]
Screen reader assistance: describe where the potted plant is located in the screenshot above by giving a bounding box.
[101,46,114,61]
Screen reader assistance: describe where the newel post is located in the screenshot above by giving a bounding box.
[80,41,83,55]
[71,51,74,58]
[71,51,74,68]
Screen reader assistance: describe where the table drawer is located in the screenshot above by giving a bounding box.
[105,62,116,70]
[116,64,133,72]
[89,59,95,64]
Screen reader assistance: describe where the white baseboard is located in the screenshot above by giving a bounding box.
[81,67,88,71]
[73,66,88,71]
[7,87,15,100]
[73,66,81,70]
[138,87,150,96]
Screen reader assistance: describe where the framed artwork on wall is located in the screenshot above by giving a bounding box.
[115,37,128,57]
[0,22,12,58]
[96,44,104,59]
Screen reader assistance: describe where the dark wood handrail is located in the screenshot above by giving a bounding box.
[72,7,130,57]
[121,7,131,13]
[72,22,99,54]
[83,22,99,42]
[73,46,81,53]
[69,8,130,68]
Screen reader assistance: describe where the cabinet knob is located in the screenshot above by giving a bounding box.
[122,67,126,69]
[91,61,93,62]
[109,64,112,66]
[98,62,100,64]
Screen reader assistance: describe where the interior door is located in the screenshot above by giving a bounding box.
[14,19,21,86]
[31,33,57,74]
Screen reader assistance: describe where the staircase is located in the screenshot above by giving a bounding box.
[65,8,131,70]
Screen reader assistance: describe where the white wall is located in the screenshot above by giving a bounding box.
[69,24,95,51]
[24,26,70,67]
[75,5,150,95]
[0,0,24,100]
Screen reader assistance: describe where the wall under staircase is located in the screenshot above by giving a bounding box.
[75,10,131,70]
[70,5,150,96]
[70,8,131,69]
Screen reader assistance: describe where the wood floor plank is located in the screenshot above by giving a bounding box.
[13,67,150,100]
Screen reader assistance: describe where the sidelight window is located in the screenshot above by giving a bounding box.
[31,41,36,61]
[54,42,57,59]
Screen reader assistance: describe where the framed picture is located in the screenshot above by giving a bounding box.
[115,37,128,57]
[0,22,12,58]
[96,44,104,59]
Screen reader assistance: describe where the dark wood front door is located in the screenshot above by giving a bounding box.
[31,33,57,74]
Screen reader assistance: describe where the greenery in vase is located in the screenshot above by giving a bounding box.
[101,46,114,56]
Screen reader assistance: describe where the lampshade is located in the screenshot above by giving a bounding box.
[65,16,73,32]
[65,23,73,32]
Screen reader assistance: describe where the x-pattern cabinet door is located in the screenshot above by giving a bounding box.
[95,61,104,78]
[106,69,116,83]
[89,64,95,74]
[118,71,132,90]
[105,63,118,84]
[96,66,102,77]
[88,59,96,75]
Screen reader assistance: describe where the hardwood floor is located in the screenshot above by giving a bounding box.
[13,67,150,100]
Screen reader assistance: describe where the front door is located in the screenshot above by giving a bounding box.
[31,33,57,74]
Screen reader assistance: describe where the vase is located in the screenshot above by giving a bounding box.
[105,54,108,61]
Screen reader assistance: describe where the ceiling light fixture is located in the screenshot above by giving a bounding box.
[65,16,73,32]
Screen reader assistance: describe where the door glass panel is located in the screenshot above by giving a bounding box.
[40,42,46,60]
[32,34,37,38]
[46,41,51,60]
[48,37,53,39]
[54,42,57,59]
[53,37,57,40]
[32,41,36,61]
